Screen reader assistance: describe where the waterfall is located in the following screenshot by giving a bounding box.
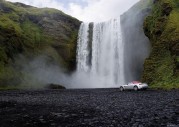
[77,18,124,87]
[77,22,90,72]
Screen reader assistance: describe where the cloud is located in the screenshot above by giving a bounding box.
[68,0,140,22]
[6,0,140,22]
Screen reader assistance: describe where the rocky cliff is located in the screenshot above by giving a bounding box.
[142,0,179,89]
[121,0,178,89]
[0,0,80,88]
[121,0,153,83]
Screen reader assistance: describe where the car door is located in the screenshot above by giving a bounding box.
[124,83,131,89]
[128,82,134,89]
[123,84,129,89]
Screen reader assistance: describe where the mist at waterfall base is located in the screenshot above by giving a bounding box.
[17,55,104,89]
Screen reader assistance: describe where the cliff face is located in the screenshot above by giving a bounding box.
[121,0,153,83]
[142,0,179,89]
[121,0,179,89]
[0,0,80,88]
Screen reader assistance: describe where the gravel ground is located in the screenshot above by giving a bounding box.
[0,89,178,127]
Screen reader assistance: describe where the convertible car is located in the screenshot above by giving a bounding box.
[119,81,148,91]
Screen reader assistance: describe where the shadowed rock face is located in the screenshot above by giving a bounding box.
[121,0,152,83]
[0,0,81,87]
[28,12,80,43]
[26,10,81,71]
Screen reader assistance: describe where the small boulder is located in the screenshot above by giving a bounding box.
[46,83,66,89]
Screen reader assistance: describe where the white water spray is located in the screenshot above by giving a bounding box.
[77,18,124,87]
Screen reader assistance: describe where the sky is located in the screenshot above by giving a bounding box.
[6,0,140,22]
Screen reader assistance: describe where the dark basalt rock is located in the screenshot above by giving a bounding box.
[46,83,66,89]
[162,3,173,16]
[0,3,13,13]
[0,89,178,127]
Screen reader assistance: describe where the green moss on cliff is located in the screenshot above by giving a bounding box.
[143,0,179,89]
[21,20,51,50]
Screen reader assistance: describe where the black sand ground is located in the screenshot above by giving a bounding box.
[0,89,178,127]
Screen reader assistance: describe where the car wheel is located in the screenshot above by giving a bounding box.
[120,87,124,91]
[133,86,138,91]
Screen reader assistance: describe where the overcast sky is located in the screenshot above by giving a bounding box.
[6,0,140,22]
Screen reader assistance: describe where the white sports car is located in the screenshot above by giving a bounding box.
[119,81,148,91]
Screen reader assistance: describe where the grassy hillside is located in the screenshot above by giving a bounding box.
[0,0,80,88]
[142,0,179,89]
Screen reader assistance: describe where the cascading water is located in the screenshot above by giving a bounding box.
[77,18,124,87]
[76,22,90,72]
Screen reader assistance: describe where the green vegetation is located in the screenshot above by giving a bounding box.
[142,0,179,89]
[22,21,44,47]
[0,0,80,89]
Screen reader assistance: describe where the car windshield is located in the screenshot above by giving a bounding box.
[132,81,141,84]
